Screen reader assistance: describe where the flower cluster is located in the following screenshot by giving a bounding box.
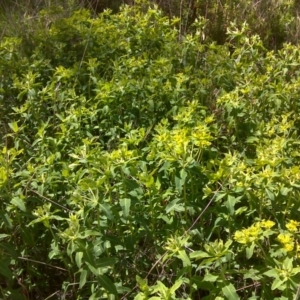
[234,222,262,244]
[286,220,300,233]
[234,220,275,244]
[234,219,300,255]
[275,220,300,253]
[149,111,213,163]
[277,232,294,252]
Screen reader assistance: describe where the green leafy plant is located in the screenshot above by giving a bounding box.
[2,1,300,299]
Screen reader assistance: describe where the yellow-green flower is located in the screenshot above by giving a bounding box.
[248,223,262,236]
[277,233,293,245]
[283,243,294,252]
[296,245,300,258]
[191,124,212,148]
[234,223,262,244]
[260,220,275,229]
[234,230,248,244]
[286,220,300,233]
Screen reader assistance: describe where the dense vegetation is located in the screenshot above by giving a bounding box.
[1,0,300,299]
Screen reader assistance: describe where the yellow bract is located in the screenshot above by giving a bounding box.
[283,243,294,252]
[234,222,262,244]
[277,233,294,245]
[260,220,275,229]
[286,220,300,233]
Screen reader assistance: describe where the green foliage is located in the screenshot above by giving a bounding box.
[2,1,300,299]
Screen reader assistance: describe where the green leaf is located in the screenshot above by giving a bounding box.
[280,187,291,196]
[79,269,87,288]
[169,278,183,294]
[271,278,285,290]
[11,197,26,212]
[86,261,99,276]
[8,121,19,133]
[158,215,173,224]
[134,293,146,300]
[291,267,300,276]
[191,276,214,290]
[222,283,240,300]
[190,250,211,260]
[283,257,293,271]
[264,269,278,278]
[246,136,259,143]
[151,281,168,295]
[180,168,187,181]
[246,242,255,259]
[120,198,131,218]
[0,166,7,185]
[49,241,60,259]
[0,212,13,228]
[98,274,117,295]
[244,268,261,281]
[165,199,184,213]
[0,260,13,278]
[123,178,140,190]
[265,188,275,201]
[79,178,97,189]
[99,203,113,220]
[216,193,227,201]
[136,275,149,292]
[0,234,9,240]
[191,276,202,287]
[75,251,83,268]
[89,292,98,300]
[177,249,191,267]
[225,195,236,215]
[175,169,187,194]
[82,230,102,238]
[203,273,219,282]
[96,257,117,268]
[1,242,18,259]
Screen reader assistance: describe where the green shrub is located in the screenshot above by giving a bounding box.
[1,2,300,299]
